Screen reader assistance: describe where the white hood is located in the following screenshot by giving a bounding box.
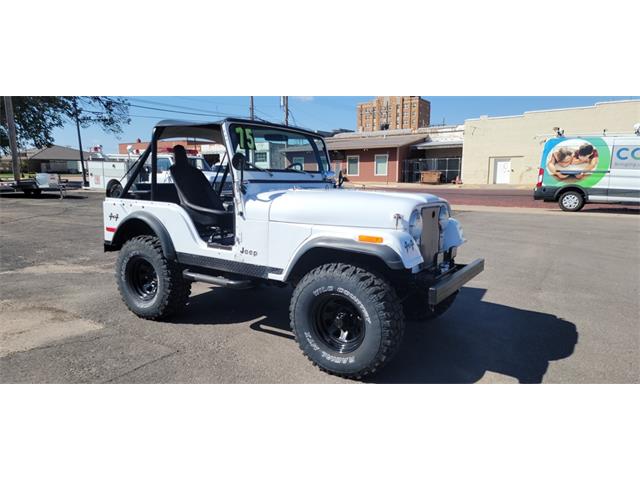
[261,188,446,229]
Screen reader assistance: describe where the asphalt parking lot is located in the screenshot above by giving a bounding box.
[1,191,638,383]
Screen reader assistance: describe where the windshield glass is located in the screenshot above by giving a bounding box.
[188,157,210,171]
[229,124,329,173]
[157,156,172,173]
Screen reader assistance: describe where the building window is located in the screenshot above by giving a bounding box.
[347,155,359,176]
[374,154,388,176]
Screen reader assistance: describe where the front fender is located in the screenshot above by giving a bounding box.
[282,230,423,281]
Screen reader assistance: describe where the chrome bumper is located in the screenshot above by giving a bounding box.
[427,258,485,306]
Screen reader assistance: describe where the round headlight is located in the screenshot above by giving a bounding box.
[439,205,450,228]
[408,210,422,240]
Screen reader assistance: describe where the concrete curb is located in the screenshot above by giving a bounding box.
[451,204,640,218]
[345,183,534,191]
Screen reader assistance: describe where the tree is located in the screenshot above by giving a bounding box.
[0,96,130,153]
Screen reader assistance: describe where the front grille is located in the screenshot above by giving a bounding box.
[420,206,441,267]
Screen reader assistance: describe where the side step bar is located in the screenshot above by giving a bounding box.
[182,269,253,289]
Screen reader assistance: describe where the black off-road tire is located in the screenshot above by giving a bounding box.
[116,235,191,320]
[403,290,459,321]
[558,190,585,212]
[290,263,405,379]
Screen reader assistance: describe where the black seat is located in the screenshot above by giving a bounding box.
[169,145,233,231]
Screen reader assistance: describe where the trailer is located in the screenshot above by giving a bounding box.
[0,173,78,198]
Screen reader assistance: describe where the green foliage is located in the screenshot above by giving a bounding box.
[0,96,130,153]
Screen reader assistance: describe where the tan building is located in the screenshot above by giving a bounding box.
[461,100,640,185]
[357,96,430,132]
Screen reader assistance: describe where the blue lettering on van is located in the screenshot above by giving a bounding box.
[616,148,629,160]
[612,145,640,170]
[615,147,640,161]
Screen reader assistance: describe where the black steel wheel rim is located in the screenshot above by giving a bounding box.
[312,293,365,354]
[126,256,158,301]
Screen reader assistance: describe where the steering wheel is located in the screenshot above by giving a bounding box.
[286,162,304,171]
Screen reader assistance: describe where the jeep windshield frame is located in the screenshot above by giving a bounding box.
[225,121,330,175]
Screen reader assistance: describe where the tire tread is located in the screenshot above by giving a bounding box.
[116,235,191,320]
[289,263,404,380]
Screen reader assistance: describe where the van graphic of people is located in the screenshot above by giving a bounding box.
[547,142,599,181]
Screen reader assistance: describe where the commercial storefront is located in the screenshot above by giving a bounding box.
[461,100,640,185]
[406,128,464,183]
[326,125,464,183]
[326,133,426,183]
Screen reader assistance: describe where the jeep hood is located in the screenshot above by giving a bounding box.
[261,188,447,229]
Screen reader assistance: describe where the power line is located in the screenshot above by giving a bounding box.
[105,97,238,118]
[128,102,232,117]
[126,97,232,115]
[174,96,253,109]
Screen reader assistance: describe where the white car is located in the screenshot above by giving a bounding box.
[103,119,484,379]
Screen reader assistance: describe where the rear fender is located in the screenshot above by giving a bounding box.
[555,185,588,201]
[106,211,176,260]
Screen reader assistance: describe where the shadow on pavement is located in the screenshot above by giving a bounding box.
[581,206,639,215]
[371,287,578,384]
[0,192,88,200]
[174,285,578,384]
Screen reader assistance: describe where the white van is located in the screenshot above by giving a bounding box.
[534,134,640,211]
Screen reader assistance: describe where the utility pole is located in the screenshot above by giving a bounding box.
[73,99,88,187]
[3,96,21,182]
[249,96,255,120]
[283,96,289,126]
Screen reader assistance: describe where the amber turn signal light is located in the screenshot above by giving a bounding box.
[358,235,383,244]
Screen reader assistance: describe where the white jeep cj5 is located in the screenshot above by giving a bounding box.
[104,119,484,379]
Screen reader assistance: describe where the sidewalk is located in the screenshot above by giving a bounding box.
[344,181,533,190]
[450,204,639,218]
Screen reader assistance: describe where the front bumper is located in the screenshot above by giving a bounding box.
[427,258,484,306]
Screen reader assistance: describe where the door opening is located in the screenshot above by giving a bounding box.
[494,158,511,184]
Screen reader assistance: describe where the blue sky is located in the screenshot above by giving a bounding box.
[52,96,637,153]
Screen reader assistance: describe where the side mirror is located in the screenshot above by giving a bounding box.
[231,152,246,170]
[338,170,345,188]
[231,152,247,194]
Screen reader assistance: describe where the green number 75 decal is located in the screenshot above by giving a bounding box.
[234,127,255,150]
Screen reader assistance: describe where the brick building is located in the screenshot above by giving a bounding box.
[326,125,464,183]
[326,132,427,183]
[357,96,430,132]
